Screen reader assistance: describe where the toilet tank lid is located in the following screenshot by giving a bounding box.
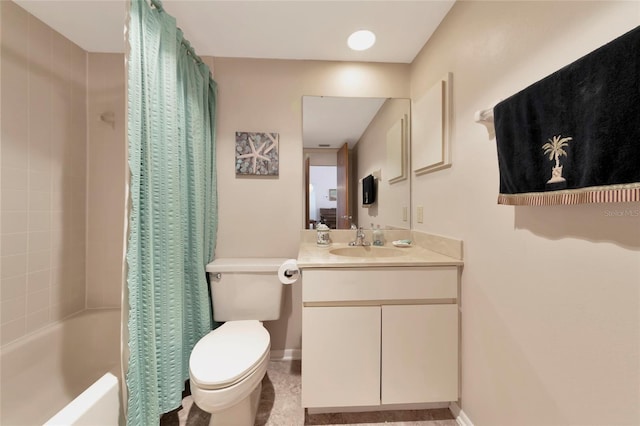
[206,258,288,273]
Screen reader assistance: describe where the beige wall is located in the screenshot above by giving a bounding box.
[1,1,87,345]
[409,1,640,425]
[304,148,338,167]
[207,57,409,351]
[86,53,126,308]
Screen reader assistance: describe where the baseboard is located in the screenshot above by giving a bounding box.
[308,402,449,415]
[449,402,474,426]
[269,349,301,360]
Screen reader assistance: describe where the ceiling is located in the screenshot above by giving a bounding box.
[14,0,455,63]
[303,96,387,149]
[14,1,455,149]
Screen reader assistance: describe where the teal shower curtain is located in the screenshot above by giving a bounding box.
[126,0,217,423]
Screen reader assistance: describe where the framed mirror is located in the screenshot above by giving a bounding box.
[302,96,411,230]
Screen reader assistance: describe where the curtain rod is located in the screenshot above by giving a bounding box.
[148,0,205,66]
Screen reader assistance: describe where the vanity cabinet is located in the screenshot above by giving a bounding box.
[302,306,381,407]
[301,267,459,409]
[381,304,458,404]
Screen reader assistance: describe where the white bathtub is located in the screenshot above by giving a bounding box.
[0,309,122,426]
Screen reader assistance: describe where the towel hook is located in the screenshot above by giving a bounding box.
[474,100,501,139]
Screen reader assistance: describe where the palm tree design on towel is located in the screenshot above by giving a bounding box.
[542,135,573,184]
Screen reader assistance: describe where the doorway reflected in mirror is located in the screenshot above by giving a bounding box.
[309,165,337,229]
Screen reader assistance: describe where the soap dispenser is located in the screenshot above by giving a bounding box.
[316,223,331,246]
[372,224,384,246]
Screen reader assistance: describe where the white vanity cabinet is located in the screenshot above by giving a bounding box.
[301,266,460,409]
[302,306,381,407]
[381,303,458,404]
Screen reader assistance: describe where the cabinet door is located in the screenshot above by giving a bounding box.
[381,304,458,404]
[302,306,381,408]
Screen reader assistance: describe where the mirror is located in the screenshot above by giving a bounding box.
[302,96,411,230]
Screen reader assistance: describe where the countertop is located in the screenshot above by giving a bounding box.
[297,241,463,268]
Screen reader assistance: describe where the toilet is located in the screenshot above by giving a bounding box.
[189,258,287,426]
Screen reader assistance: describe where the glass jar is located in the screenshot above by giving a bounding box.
[316,224,331,246]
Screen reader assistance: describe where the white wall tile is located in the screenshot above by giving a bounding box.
[1,1,89,346]
[27,10,52,66]
[28,170,51,192]
[50,209,65,231]
[28,231,51,252]
[25,308,50,333]
[26,288,49,314]
[50,268,63,288]
[1,211,29,234]
[28,210,51,233]
[1,318,26,345]
[0,275,27,300]
[28,191,51,211]
[49,284,64,308]
[86,52,126,309]
[27,269,50,293]
[49,303,64,322]
[1,233,28,256]
[28,72,52,173]
[67,292,84,314]
[1,296,26,324]
[27,250,51,273]
[1,41,29,173]
[1,189,28,211]
[1,254,27,279]
[1,167,28,191]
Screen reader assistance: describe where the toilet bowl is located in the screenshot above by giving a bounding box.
[188,258,287,426]
[190,321,270,425]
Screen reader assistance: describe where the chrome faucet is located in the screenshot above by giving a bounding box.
[348,226,370,246]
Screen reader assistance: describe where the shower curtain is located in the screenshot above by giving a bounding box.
[126,0,217,423]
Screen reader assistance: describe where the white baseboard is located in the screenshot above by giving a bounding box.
[308,402,449,415]
[449,402,474,426]
[269,349,301,360]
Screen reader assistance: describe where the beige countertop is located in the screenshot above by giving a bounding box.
[297,239,463,269]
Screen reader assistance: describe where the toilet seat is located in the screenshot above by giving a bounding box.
[189,320,270,390]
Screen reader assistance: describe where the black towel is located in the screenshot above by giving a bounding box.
[494,26,640,205]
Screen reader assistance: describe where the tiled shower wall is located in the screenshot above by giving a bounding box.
[1,1,88,346]
[86,52,126,308]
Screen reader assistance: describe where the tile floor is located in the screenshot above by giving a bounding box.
[160,360,458,426]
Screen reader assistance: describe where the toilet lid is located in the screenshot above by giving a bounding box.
[189,320,270,390]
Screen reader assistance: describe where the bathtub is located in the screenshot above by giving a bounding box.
[0,308,122,426]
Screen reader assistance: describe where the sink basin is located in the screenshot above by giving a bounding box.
[329,246,408,258]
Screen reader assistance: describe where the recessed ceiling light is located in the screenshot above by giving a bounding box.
[347,30,376,51]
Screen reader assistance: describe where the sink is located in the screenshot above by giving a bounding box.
[329,246,408,258]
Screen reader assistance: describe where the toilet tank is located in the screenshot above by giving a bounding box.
[206,258,287,322]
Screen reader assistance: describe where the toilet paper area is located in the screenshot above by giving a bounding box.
[278,259,299,284]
